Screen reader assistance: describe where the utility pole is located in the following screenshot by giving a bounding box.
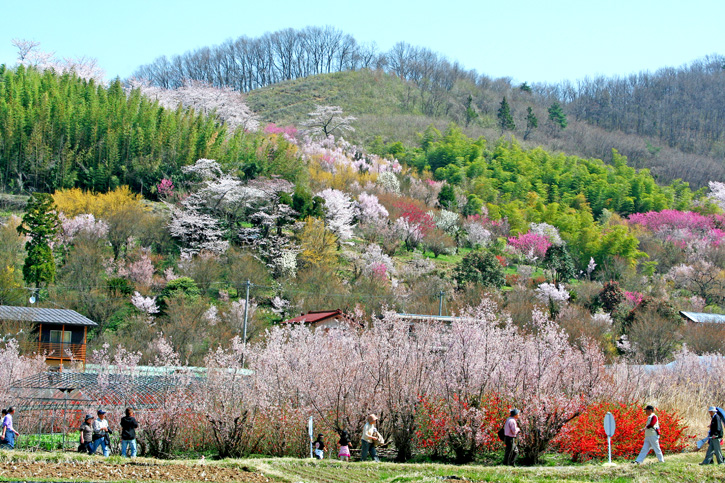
[438,290,445,316]
[242,279,251,344]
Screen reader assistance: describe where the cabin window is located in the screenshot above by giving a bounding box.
[49,330,71,344]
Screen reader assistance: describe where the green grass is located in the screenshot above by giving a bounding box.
[244,69,490,148]
[242,453,725,483]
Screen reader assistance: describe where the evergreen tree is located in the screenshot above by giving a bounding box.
[548,102,568,130]
[497,97,516,132]
[438,184,457,209]
[524,107,538,140]
[453,250,505,289]
[17,193,60,288]
[464,94,479,127]
[519,82,532,93]
[543,245,576,284]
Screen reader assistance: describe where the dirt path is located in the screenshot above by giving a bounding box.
[0,460,275,482]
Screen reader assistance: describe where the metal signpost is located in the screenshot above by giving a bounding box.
[308,416,314,458]
[603,411,616,465]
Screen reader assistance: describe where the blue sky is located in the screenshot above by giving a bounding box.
[1,0,723,85]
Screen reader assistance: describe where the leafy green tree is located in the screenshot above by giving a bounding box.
[543,245,576,284]
[453,250,505,289]
[462,194,484,216]
[17,193,60,288]
[547,102,568,130]
[438,184,457,209]
[280,187,326,219]
[497,97,516,132]
[519,82,532,93]
[158,276,201,312]
[524,107,538,140]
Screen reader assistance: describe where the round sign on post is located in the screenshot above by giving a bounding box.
[603,412,616,465]
[604,412,616,437]
[308,417,314,458]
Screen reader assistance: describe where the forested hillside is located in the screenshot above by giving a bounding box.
[132,27,725,187]
[0,66,303,194]
[2,62,725,463]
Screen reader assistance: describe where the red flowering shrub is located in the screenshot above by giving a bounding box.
[495,255,508,267]
[505,273,520,286]
[553,401,693,461]
[415,393,511,462]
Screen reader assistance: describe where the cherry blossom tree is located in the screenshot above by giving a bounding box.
[132,80,260,132]
[301,105,355,139]
[356,192,389,226]
[317,188,356,241]
[708,181,725,210]
[13,38,105,82]
[0,339,46,402]
[58,213,109,245]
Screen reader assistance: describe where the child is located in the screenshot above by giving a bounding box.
[313,433,325,459]
[338,430,351,462]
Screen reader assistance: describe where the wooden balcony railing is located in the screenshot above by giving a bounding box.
[38,342,87,361]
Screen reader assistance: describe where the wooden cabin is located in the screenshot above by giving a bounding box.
[282,310,358,330]
[0,305,98,367]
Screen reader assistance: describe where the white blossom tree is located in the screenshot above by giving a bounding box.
[318,188,356,241]
[132,80,260,132]
[12,38,105,82]
[301,105,355,139]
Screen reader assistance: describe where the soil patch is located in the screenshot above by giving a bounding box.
[0,460,272,482]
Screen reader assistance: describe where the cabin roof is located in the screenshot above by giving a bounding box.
[680,311,725,324]
[0,305,98,327]
[282,309,348,325]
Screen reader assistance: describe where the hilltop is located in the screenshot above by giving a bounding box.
[133,26,725,188]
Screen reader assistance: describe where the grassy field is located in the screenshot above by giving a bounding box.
[1,451,723,483]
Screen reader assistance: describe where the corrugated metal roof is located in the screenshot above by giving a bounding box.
[396,313,463,322]
[0,305,98,327]
[282,310,346,324]
[680,311,725,324]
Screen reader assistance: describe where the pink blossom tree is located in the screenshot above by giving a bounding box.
[507,232,552,263]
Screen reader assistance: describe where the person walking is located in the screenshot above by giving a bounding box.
[120,408,139,458]
[700,406,724,465]
[92,409,111,457]
[360,414,381,462]
[634,405,665,464]
[79,414,95,454]
[503,408,521,466]
[1,407,19,449]
[338,430,351,462]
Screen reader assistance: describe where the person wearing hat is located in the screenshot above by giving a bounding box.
[92,410,111,457]
[634,405,664,464]
[79,414,95,454]
[700,406,724,465]
[503,408,521,466]
[360,414,381,462]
